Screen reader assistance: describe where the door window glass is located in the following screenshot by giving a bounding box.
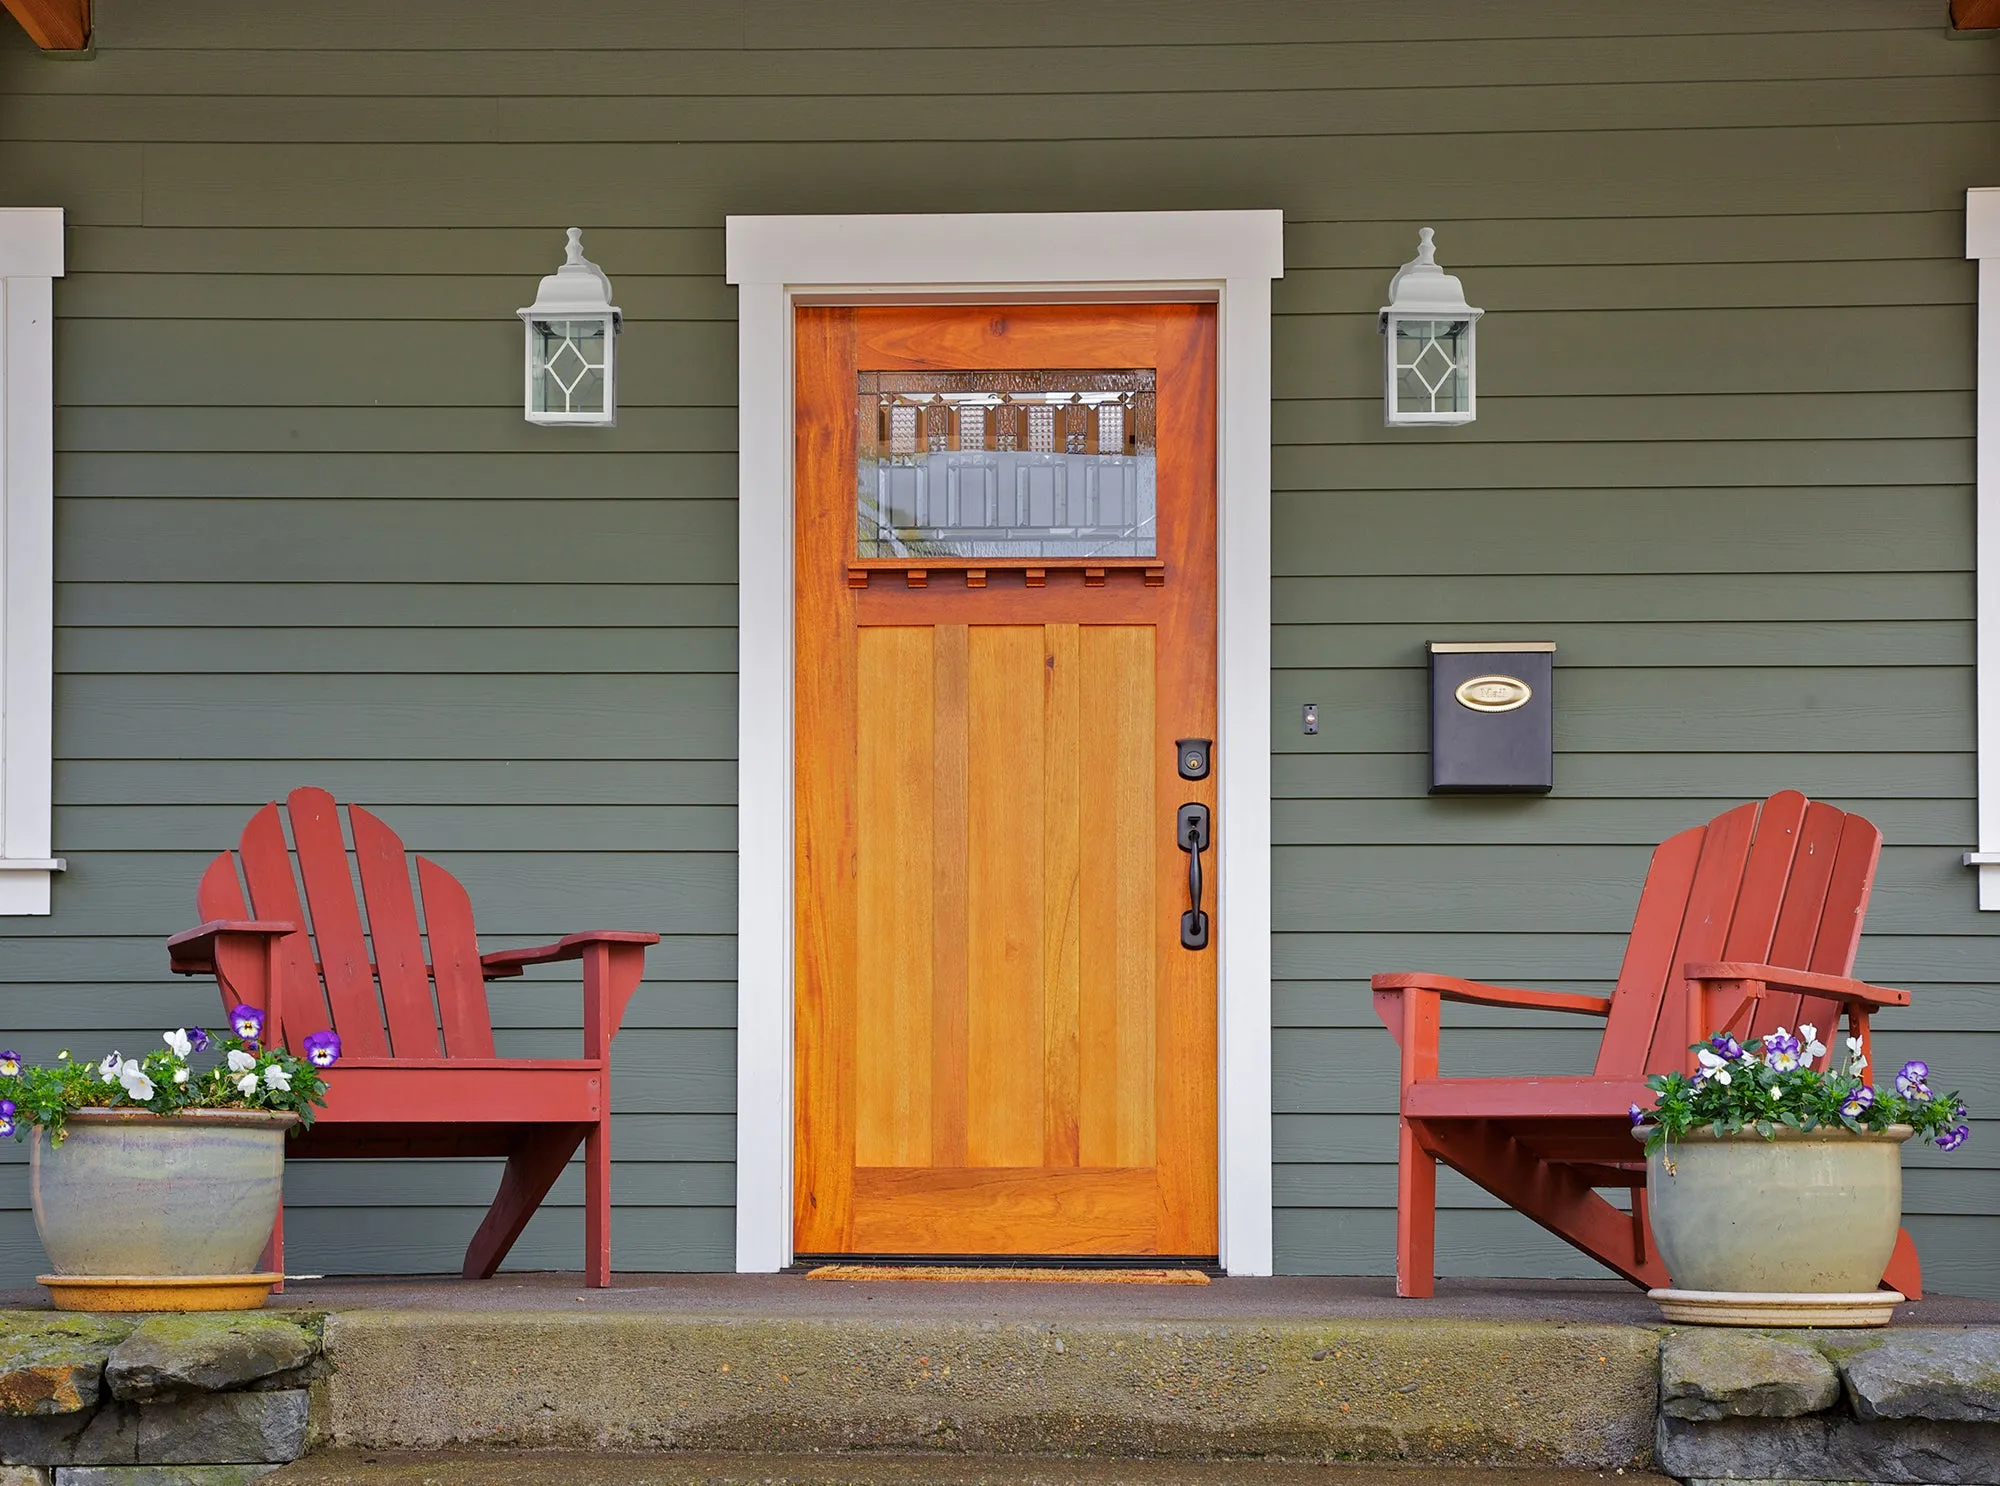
[857,370,1156,559]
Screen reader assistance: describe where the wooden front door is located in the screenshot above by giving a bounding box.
[794,303,1218,1258]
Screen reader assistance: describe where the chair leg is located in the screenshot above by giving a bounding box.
[584,1116,611,1289]
[461,1128,585,1281]
[259,1202,286,1294]
[1883,1226,1923,1301]
[1396,1119,1437,1299]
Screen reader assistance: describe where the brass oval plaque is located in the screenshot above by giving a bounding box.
[1455,674,1533,714]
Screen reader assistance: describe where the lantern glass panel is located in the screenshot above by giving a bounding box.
[1392,317,1470,417]
[530,317,609,418]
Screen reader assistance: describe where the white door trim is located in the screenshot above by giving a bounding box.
[726,211,1284,1274]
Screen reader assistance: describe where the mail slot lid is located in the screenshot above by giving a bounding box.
[1428,642,1555,794]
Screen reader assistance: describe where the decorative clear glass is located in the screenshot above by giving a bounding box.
[527,317,610,419]
[857,370,1157,560]
[1391,318,1471,418]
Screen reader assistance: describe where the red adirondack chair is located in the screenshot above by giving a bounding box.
[1372,790,1923,1300]
[165,787,659,1288]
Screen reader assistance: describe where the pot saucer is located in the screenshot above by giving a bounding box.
[1649,1287,1904,1327]
[39,1273,282,1312]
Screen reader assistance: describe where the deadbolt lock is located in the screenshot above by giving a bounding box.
[1176,737,1212,781]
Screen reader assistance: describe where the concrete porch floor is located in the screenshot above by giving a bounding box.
[229,1271,2000,1325]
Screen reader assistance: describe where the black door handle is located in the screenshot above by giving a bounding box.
[1178,802,1210,951]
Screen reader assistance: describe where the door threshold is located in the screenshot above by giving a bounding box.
[789,1253,1223,1276]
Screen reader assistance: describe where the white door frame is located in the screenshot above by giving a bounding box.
[726,211,1284,1274]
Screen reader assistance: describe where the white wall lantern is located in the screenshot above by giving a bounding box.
[518,228,622,426]
[1379,227,1482,427]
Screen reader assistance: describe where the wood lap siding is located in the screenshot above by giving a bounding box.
[0,0,1995,1288]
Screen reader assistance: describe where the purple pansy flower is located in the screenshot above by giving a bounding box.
[1762,1028,1804,1073]
[229,1005,265,1041]
[1937,1125,1971,1153]
[188,1027,210,1052]
[1895,1060,1931,1100]
[0,1100,15,1118]
[301,1030,342,1069]
[0,1117,13,1139]
[1708,1033,1742,1062]
[0,1051,18,1078]
[1840,1086,1875,1120]
[1629,1102,1646,1127]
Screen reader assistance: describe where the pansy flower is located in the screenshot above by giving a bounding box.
[1695,1047,1733,1086]
[302,1030,342,1069]
[1895,1060,1932,1100]
[1762,1029,1803,1074]
[1938,1125,1971,1152]
[1708,1033,1742,1062]
[1840,1086,1875,1120]
[235,1072,260,1097]
[188,1028,210,1053]
[163,1029,193,1059]
[263,1064,292,1093]
[0,1050,18,1078]
[226,1048,257,1075]
[1629,1102,1646,1127]
[1845,1036,1868,1074]
[116,1059,154,1102]
[229,1005,265,1041]
[1798,1023,1828,1064]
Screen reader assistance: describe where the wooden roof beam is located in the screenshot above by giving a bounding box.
[2,0,87,51]
[1954,0,2000,30]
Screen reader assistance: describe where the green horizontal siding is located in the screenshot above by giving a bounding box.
[0,0,1994,1293]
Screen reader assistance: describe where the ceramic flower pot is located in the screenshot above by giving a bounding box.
[1639,1123,1912,1325]
[30,1107,298,1308]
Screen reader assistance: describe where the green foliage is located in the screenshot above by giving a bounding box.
[0,1028,331,1147]
[1636,1025,1967,1158]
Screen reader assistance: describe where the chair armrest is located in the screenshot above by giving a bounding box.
[1683,961,1911,1009]
[166,920,298,976]
[1371,972,1613,1017]
[481,930,662,980]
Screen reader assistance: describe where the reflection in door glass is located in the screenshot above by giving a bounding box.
[857,370,1156,559]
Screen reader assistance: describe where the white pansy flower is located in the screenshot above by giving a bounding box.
[173,1066,189,1085]
[226,1049,257,1074]
[1695,1047,1734,1086]
[1847,1036,1869,1074]
[262,1065,291,1093]
[236,1072,259,1097]
[1799,1023,1827,1061]
[162,1029,192,1060]
[98,1053,122,1083]
[117,1060,154,1102]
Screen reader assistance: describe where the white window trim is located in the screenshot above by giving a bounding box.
[726,211,1284,1274]
[0,208,64,915]
[1966,190,2000,907]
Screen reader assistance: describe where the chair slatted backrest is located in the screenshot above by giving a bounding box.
[1593,790,1882,1077]
[195,787,497,1059]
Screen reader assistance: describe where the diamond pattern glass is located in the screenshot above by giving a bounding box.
[529,317,609,417]
[857,370,1157,559]
[1392,318,1470,416]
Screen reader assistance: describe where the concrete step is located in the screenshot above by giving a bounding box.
[271,1452,1675,1486]
[315,1310,1663,1470]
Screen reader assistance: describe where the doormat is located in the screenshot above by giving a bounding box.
[804,1265,1209,1285]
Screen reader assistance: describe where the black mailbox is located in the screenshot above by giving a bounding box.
[1428,642,1555,794]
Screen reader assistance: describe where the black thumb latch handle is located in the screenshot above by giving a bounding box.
[1177,802,1211,951]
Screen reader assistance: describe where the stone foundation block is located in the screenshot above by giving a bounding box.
[1662,1331,1842,1420]
[134,1393,307,1466]
[1659,1411,2000,1484]
[105,1320,317,1406]
[1838,1331,2000,1423]
[0,1467,47,1486]
[0,1320,138,1418]
[55,1469,278,1485]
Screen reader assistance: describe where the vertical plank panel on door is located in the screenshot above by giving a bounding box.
[794,306,860,1252]
[930,623,972,1169]
[965,624,1047,1168]
[1150,305,1220,1254]
[855,627,936,1168]
[1042,622,1083,1169]
[1079,625,1158,1169]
